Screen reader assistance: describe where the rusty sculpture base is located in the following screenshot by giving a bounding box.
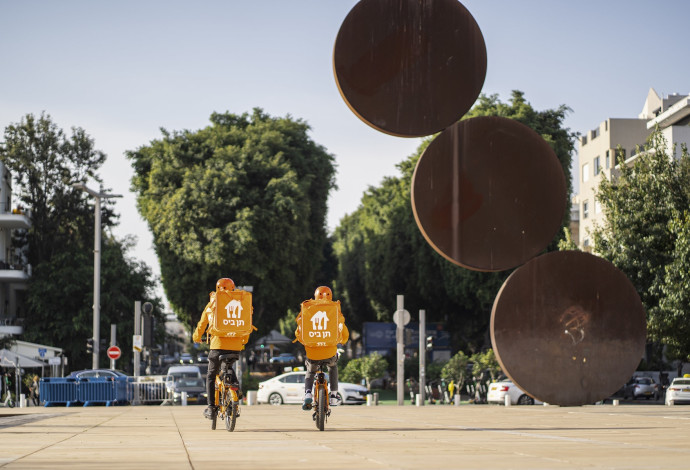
[490,251,647,406]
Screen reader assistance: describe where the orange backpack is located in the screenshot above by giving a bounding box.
[207,289,254,340]
[297,299,343,348]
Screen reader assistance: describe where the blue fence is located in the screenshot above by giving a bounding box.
[40,377,130,407]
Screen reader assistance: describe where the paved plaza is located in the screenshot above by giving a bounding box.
[1,403,689,469]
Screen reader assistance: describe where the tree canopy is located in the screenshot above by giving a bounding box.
[332,91,577,352]
[0,113,163,371]
[127,109,336,332]
[593,129,690,365]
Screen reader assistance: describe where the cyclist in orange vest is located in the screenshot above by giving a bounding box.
[193,278,245,420]
[294,286,349,410]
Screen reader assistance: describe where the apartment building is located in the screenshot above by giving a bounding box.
[573,88,690,249]
[0,160,31,337]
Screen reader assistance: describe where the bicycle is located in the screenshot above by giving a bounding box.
[305,362,331,431]
[211,353,242,432]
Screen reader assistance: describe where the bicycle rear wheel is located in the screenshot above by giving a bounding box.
[211,405,218,430]
[316,386,326,431]
[225,401,238,432]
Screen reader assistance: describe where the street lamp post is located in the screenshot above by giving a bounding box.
[72,183,122,369]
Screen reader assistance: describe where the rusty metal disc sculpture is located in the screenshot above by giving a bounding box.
[491,251,647,406]
[333,0,487,137]
[411,116,567,272]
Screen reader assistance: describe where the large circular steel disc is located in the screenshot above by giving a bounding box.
[491,251,647,406]
[333,0,487,137]
[411,116,566,272]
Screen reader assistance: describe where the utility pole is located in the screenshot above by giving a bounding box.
[71,183,121,369]
[419,309,426,406]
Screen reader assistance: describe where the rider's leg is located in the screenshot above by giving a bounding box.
[327,355,340,406]
[303,359,317,409]
[204,350,222,417]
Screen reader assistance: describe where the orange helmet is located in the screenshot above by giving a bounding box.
[216,278,235,291]
[314,286,332,301]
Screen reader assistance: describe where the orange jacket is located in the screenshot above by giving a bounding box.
[192,296,246,350]
[294,307,349,360]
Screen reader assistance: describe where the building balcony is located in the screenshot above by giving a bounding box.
[0,207,31,229]
[647,97,690,130]
[0,262,30,283]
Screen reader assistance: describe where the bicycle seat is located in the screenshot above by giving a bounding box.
[218,353,238,361]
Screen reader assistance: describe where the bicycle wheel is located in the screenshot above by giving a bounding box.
[225,401,238,432]
[316,386,326,431]
[211,405,218,430]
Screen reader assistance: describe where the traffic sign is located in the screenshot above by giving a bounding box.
[106,345,122,360]
[393,309,411,326]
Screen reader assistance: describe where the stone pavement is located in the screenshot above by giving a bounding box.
[1,403,689,469]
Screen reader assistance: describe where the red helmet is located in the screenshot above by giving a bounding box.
[216,278,235,291]
[314,286,332,301]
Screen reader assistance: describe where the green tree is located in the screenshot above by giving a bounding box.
[333,91,576,350]
[659,211,690,371]
[128,109,336,332]
[361,352,388,390]
[592,130,690,370]
[470,349,502,381]
[1,113,163,371]
[340,357,364,384]
[441,350,470,385]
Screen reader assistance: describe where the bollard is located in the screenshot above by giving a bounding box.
[366,394,373,406]
[613,399,620,406]
[415,394,422,406]
[246,391,257,406]
[504,394,511,407]
[373,392,379,405]
[454,394,460,406]
[19,394,26,408]
[181,391,187,406]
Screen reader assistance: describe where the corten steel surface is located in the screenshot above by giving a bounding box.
[411,116,567,272]
[490,251,647,407]
[333,0,486,137]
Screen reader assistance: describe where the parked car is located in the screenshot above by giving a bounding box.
[165,365,203,397]
[197,352,209,363]
[623,376,659,400]
[665,376,690,406]
[179,353,195,364]
[269,353,298,364]
[171,377,208,405]
[487,378,542,405]
[256,371,367,405]
[67,369,129,379]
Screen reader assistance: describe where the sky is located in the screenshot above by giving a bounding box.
[2,1,690,306]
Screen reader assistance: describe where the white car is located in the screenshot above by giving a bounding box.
[487,378,542,405]
[257,371,367,405]
[665,376,690,406]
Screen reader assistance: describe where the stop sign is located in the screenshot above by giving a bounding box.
[106,345,122,360]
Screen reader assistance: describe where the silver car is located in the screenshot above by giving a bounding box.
[623,377,659,400]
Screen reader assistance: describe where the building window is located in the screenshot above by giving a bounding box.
[583,238,590,247]
[618,148,626,160]
[605,150,610,169]
[583,201,589,219]
[591,128,599,140]
[595,200,602,214]
[582,163,590,183]
[594,156,601,175]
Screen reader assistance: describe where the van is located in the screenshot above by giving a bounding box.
[166,365,202,381]
[165,365,203,393]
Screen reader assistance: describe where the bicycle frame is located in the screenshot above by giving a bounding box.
[211,354,240,432]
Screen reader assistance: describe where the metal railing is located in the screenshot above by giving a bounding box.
[128,375,173,405]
